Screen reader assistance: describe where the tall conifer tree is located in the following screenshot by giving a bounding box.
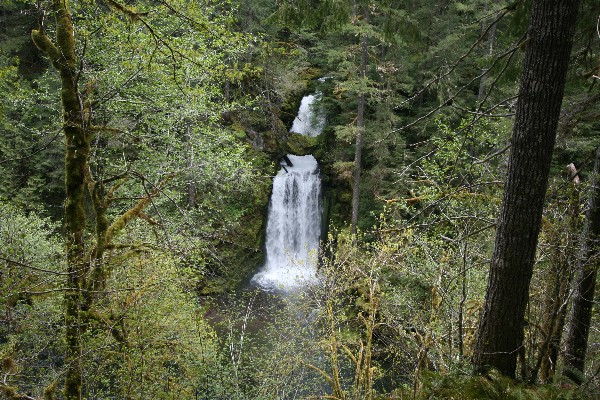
[473,0,580,378]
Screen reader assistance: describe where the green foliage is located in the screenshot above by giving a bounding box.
[421,117,510,187]
[0,202,64,397]
[83,242,221,399]
[399,370,594,400]
[0,52,63,213]
[35,0,273,284]
[0,201,64,301]
[2,0,275,397]
[1,0,599,397]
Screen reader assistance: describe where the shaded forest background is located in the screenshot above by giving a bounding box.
[1,0,599,399]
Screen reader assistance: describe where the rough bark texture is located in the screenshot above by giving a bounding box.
[564,145,600,384]
[472,0,580,378]
[351,4,369,236]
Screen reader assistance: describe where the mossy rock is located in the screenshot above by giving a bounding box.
[204,179,271,295]
[280,67,322,127]
[258,130,281,154]
[284,133,320,156]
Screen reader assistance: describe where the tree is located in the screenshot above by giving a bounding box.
[351,3,369,236]
[472,0,580,378]
[27,1,260,398]
[563,145,600,384]
[0,42,64,214]
[0,202,64,399]
[31,2,90,396]
[276,0,405,233]
[477,0,500,103]
[532,166,580,383]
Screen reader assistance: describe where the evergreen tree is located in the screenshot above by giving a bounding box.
[473,0,581,378]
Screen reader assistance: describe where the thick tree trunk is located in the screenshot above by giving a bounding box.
[351,4,369,236]
[472,0,580,378]
[32,1,88,398]
[564,145,600,384]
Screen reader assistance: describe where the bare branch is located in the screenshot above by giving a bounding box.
[0,256,68,276]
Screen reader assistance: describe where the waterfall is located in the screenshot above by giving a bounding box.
[252,94,324,291]
[290,94,324,137]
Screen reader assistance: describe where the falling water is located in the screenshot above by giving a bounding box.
[290,94,324,137]
[252,94,324,291]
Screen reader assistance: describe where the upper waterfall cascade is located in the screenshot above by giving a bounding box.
[290,94,325,137]
[252,94,324,291]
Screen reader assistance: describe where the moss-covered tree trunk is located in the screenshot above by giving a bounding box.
[472,0,580,378]
[32,1,88,398]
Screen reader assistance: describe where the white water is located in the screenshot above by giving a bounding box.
[252,95,324,291]
[290,94,325,137]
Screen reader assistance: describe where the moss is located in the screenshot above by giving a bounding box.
[195,157,272,295]
[200,208,268,294]
[284,133,320,155]
[104,0,148,21]
[0,384,23,400]
[44,381,57,400]
[404,370,595,400]
[279,67,322,127]
[230,122,247,139]
[31,30,60,67]
[258,129,281,154]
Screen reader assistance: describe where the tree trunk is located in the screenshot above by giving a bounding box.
[32,1,88,398]
[477,0,498,103]
[351,4,369,236]
[564,145,600,384]
[31,3,167,398]
[472,0,580,378]
[532,168,579,383]
[534,165,580,383]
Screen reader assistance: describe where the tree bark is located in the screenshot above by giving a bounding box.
[32,1,88,398]
[351,4,369,236]
[472,0,580,378]
[564,145,600,384]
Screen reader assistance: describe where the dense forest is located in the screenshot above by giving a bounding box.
[1,0,599,399]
